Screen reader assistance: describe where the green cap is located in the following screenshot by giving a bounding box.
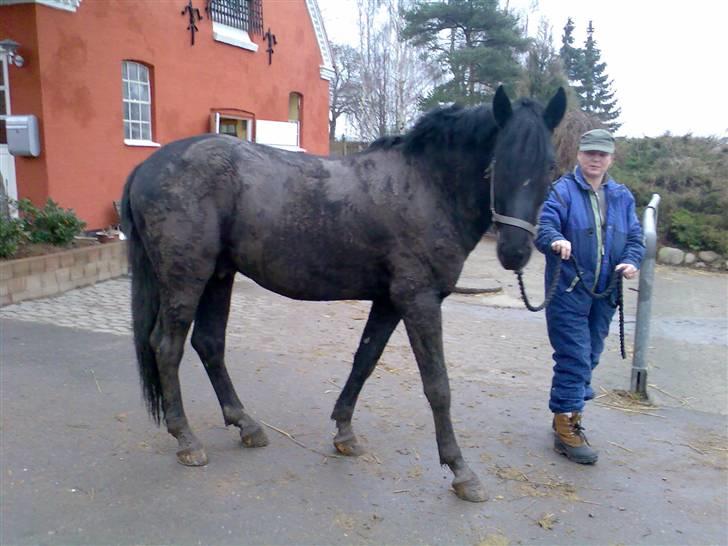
[579,129,615,153]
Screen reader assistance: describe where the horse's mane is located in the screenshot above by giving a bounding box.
[365,98,550,164]
[365,104,496,157]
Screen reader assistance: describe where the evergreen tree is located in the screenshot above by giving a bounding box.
[575,21,621,131]
[518,18,570,106]
[559,17,582,84]
[402,0,529,108]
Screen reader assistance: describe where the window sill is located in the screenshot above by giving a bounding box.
[212,23,258,52]
[124,139,161,148]
[260,143,307,153]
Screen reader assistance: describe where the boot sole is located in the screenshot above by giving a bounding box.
[554,440,598,464]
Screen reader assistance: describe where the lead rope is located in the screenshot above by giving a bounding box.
[516,256,626,359]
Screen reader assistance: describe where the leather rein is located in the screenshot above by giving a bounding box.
[488,163,626,359]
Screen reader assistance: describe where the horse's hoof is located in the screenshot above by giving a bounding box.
[177,447,208,467]
[333,430,364,456]
[452,472,488,503]
[241,426,269,448]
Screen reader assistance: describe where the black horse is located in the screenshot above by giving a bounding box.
[121,86,566,502]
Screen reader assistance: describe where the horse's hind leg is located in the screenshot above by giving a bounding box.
[191,272,269,448]
[331,299,400,456]
[152,292,208,466]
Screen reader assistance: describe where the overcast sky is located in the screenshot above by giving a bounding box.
[318,0,728,138]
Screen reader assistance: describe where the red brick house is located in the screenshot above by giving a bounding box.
[0,0,333,230]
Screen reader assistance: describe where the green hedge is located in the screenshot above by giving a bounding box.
[609,135,728,255]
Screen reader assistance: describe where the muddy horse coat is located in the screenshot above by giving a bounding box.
[121,86,566,501]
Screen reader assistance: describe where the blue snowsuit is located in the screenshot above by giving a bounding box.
[535,166,645,414]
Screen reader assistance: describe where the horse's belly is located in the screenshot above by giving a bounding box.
[233,248,388,302]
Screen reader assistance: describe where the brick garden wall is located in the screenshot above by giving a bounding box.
[0,241,128,306]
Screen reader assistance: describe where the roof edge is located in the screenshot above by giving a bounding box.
[304,0,334,81]
[0,0,82,12]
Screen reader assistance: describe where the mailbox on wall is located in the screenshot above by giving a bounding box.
[6,115,41,157]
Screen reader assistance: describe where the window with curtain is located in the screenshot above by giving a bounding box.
[122,61,152,142]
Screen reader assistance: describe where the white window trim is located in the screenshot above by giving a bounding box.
[214,112,253,141]
[124,139,161,148]
[212,22,258,52]
[122,61,154,143]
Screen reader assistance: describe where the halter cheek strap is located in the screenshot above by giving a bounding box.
[488,161,539,237]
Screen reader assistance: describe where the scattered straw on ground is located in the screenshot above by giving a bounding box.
[494,465,579,502]
[595,388,664,418]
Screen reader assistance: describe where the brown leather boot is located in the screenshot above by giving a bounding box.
[553,412,598,464]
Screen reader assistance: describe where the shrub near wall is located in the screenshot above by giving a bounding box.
[0,241,128,306]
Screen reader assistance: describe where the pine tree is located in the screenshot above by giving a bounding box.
[575,21,621,131]
[402,0,529,108]
[559,17,582,84]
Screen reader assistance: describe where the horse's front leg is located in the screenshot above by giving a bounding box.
[331,299,400,455]
[399,292,488,503]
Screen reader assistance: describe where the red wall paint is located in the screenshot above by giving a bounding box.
[1,0,330,229]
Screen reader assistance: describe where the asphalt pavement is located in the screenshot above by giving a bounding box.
[1,239,726,545]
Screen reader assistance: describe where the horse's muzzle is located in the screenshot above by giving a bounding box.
[496,228,533,271]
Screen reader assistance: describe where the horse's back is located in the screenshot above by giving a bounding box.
[125,135,465,301]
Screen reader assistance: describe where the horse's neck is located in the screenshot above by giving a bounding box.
[436,157,492,253]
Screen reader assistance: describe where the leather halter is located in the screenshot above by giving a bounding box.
[488,160,538,237]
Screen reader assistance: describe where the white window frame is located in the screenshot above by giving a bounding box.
[212,22,258,52]
[213,112,252,141]
[122,61,159,147]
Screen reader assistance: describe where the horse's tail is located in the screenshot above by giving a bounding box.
[121,166,163,425]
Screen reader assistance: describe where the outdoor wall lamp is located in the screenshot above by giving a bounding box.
[0,39,25,68]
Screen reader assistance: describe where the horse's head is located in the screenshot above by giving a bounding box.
[490,86,566,271]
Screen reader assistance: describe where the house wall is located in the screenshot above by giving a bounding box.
[1,0,330,230]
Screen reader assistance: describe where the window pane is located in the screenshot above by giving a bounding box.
[122,61,128,80]
[141,104,150,122]
[131,102,140,121]
[130,63,139,81]
[141,85,149,102]
[123,102,130,121]
[141,123,151,140]
[131,122,140,140]
[289,93,301,121]
[124,122,131,140]
[138,65,149,83]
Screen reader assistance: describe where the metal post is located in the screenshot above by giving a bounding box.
[630,193,661,395]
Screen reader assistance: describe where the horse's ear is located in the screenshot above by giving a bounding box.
[493,85,512,129]
[543,87,567,131]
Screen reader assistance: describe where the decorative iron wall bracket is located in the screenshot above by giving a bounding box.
[181,0,203,45]
[263,28,277,65]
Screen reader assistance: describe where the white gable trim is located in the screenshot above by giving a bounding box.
[0,0,82,12]
[304,0,334,81]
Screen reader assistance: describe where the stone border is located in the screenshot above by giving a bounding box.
[657,246,726,271]
[0,241,128,306]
